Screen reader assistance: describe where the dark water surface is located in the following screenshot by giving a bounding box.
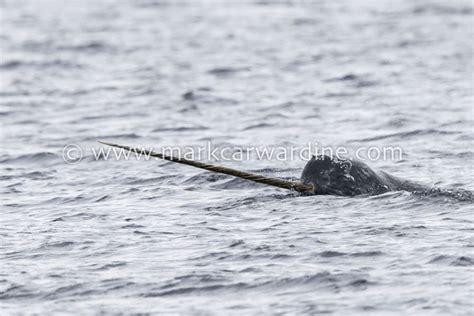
[1,0,473,314]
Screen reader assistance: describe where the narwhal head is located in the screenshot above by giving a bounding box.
[301,155,357,195]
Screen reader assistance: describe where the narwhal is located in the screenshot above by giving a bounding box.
[98,141,472,201]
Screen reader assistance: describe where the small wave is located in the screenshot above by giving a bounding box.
[318,250,383,258]
[89,262,127,271]
[38,241,75,249]
[426,150,473,160]
[0,59,82,70]
[133,230,148,235]
[202,194,295,214]
[451,257,474,266]
[43,195,91,204]
[351,129,459,142]
[413,4,472,15]
[261,272,374,291]
[0,60,22,69]
[428,255,474,267]
[229,240,245,247]
[135,0,175,8]
[182,90,195,100]
[326,74,359,81]
[144,271,372,297]
[413,188,473,203]
[239,267,261,273]
[57,41,110,52]
[20,171,54,180]
[0,152,58,164]
[319,250,346,258]
[121,223,145,229]
[145,283,238,297]
[152,126,208,132]
[42,284,85,300]
[325,74,379,87]
[367,191,409,200]
[51,212,106,222]
[94,195,110,202]
[262,113,290,120]
[0,284,34,300]
[293,18,319,26]
[126,175,177,185]
[183,172,229,185]
[86,133,141,140]
[191,251,231,261]
[208,67,250,76]
[355,80,378,87]
[324,92,358,98]
[211,177,272,190]
[361,224,408,236]
[350,251,384,257]
[242,123,274,131]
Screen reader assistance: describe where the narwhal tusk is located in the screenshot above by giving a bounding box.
[98,141,315,193]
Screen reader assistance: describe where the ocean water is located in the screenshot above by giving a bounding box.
[1,0,473,314]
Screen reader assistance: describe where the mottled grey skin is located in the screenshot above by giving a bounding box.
[301,155,429,196]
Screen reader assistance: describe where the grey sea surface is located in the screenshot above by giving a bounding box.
[1,0,473,314]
